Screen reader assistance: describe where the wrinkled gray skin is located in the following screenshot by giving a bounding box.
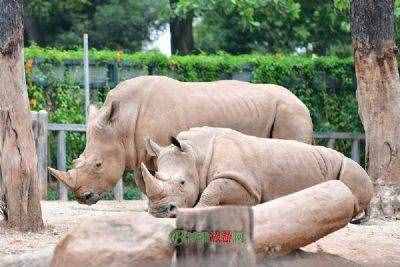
[141,127,374,219]
[48,76,313,205]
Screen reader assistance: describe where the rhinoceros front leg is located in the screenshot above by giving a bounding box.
[195,179,257,208]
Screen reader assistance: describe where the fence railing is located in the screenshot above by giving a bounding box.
[32,111,366,201]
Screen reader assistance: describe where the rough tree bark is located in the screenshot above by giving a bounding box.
[169,0,194,55]
[351,0,400,217]
[0,0,44,231]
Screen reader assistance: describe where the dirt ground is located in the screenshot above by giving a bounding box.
[1,200,400,266]
[0,201,147,257]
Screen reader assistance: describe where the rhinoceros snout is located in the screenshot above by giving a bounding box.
[149,203,178,218]
[167,203,177,218]
[77,191,101,205]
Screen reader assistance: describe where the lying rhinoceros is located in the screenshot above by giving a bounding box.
[48,76,313,205]
[140,127,373,221]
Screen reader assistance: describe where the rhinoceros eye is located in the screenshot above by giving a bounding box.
[95,161,102,168]
[179,180,185,186]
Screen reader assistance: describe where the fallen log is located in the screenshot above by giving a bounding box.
[253,180,355,258]
[51,180,356,266]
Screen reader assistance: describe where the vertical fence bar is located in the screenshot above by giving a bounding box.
[57,131,68,201]
[351,138,360,163]
[107,63,118,86]
[84,33,90,122]
[37,111,48,199]
[114,179,124,201]
[327,138,336,149]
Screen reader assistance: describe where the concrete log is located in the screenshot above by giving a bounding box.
[253,180,355,258]
[173,206,255,267]
[51,213,175,267]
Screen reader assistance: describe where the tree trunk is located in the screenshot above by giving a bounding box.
[169,0,194,55]
[0,0,44,231]
[351,0,400,218]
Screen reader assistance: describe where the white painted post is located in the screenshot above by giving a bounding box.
[57,131,68,201]
[114,179,123,201]
[37,111,48,199]
[83,33,90,122]
[351,139,360,163]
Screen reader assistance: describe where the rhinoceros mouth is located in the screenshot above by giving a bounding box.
[76,191,103,205]
[149,210,176,218]
[149,203,178,218]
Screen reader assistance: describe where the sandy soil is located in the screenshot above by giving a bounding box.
[1,201,399,266]
[303,219,400,266]
[0,201,147,257]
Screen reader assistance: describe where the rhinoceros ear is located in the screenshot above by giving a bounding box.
[145,138,162,157]
[97,100,119,129]
[170,136,190,152]
[170,136,182,150]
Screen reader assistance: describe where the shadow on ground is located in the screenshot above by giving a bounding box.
[262,249,361,267]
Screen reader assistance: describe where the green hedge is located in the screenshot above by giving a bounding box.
[26,46,361,132]
[25,46,363,199]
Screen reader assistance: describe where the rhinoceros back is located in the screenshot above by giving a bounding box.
[133,76,311,155]
[208,133,344,203]
[106,76,313,168]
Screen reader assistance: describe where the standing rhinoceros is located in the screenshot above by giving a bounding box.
[48,76,313,205]
[140,127,373,221]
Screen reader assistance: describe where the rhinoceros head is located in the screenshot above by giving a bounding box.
[48,102,125,205]
[140,137,200,218]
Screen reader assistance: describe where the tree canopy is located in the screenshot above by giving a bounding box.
[24,0,167,51]
[22,0,400,55]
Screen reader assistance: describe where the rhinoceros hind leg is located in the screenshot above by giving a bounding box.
[350,205,371,224]
[338,158,373,223]
[271,105,314,144]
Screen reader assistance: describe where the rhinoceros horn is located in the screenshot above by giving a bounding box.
[140,163,163,197]
[48,167,76,190]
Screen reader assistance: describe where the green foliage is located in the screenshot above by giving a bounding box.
[47,189,59,201]
[123,186,142,200]
[22,0,400,56]
[25,44,169,64]
[24,0,167,51]
[89,0,167,51]
[175,0,300,29]
[48,76,85,124]
[24,0,351,55]
[252,55,361,132]
[195,0,351,55]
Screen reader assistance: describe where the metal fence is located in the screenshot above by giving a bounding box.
[32,111,365,201]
